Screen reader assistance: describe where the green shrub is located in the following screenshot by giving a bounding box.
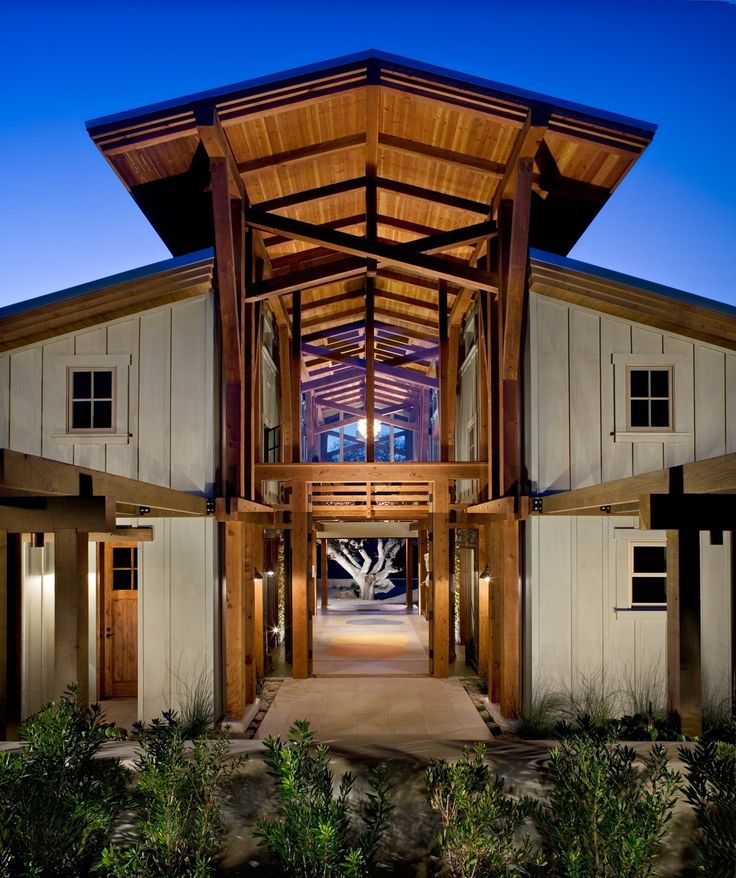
[253,719,393,877]
[176,670,215,740]
[100,711,242,877]
[538,718,681,878]
[0,684,126,877]
[679,718,736,877]
[425,744,541,877]
[518,685,566,738]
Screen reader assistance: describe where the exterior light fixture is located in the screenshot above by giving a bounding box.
[480,566,491,583]
[139,506,151,515]
[357,418,381,439]
[265,568,276,577]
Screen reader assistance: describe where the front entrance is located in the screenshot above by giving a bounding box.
[100,542,138,697]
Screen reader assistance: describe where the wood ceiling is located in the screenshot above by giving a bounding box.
[87,52,656,419]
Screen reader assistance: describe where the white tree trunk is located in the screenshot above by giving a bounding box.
[326,538,402,600]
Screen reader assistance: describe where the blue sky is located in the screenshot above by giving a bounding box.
[1,0,734,307]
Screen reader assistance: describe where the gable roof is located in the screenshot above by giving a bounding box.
[86,50,656,258]
[0,250,214,352]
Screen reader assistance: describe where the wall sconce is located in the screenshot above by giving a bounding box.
[264,568,276,577]
[480,566,491,584]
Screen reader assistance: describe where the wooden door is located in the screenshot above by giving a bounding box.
[102,542,138,697]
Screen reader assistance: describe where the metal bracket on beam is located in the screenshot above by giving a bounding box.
[531,497,543,513]
[206,499,216,514]
[600,505,611,513]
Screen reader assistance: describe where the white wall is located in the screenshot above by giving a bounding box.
[527,293,736,492]
[0,295,217,494]
[525,516,732,714]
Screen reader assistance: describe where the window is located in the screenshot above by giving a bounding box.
[112,546,138,591]
[627,367,671,430]
[629,542,667,607]
[68,367,116,432]
[612,353,689,444]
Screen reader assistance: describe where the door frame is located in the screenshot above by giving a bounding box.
[98,541,139,699]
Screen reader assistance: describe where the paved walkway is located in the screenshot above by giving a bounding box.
[313,601,430,676]
[256,676,491,745]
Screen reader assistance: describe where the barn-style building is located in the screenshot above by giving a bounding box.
[0,51,733,738]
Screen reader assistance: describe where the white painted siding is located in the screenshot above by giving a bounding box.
[527,293,736,492]
[525,517,732,714]
[0,294,217,494]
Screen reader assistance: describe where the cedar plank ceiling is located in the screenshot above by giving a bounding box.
[87,52,655,410]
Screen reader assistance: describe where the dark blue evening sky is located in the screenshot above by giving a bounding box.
[1,0,734,307]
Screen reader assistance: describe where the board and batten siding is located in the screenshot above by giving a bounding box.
[526,292,736,493]
[525,517,732,713]
[0,294,217,494]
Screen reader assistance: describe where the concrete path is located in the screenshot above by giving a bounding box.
[255,676,491,746]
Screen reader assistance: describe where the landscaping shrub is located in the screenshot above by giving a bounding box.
[0,684,126,877]
[518,685,566,738]
[538,717,681,878]
[425,743,541,878]
[679,717,736,877]
[100,711,242,877]
[253,719,393,877]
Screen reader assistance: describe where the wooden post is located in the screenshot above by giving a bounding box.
[667,529,703,736]
[279,324,293,463]
[291,293,302,463]
[224,521,245,717]
[254,572,264,681]
[0,530,6,737]
[438,281,450,462]
[406,536,414,607]
[320,539,329,611]
[365,276,376,462]
[418,529,427,614]
[477,524,490,680]
[54,530,90,704]
[243,523,257,704]
[487,520,502,702]
[432,478,450,676]
[499,519,521,718]
[291,481,310,677]
[310,530,318,616]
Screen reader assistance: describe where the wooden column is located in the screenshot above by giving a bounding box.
[666,529,702,736]
[291,481,310,677]
[252,525,264,684]
[0,530,6,736]
[406,537,414,607]
[279,324,293,462]
[418,529,427,614]
[224,521,245,717]
[365,276,376,462]
[310,531,318,616]
[438,281,451,462]
[320,539,329,611]
[477,524,490,680]
[487,520,502,703]
[243,523,257,705]
[499,519,521,718]
[291,293,302,463]
[432,478,450,676]
[54,530,90,704]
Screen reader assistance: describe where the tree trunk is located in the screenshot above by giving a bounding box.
[326,538,402,600]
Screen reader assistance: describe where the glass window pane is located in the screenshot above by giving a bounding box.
[93,400,113,429]
[632,576,666,605]
[633,545,667,573]
[630,370,649,397]
[132,569,138,591]
[132,547,138,567]
[650,399,670,428]
[112,568,131,590]
[94,370,113,399]
[112,547,131,568]
[650,369,670,398]
[630,399,649,427]
[72,401,92,429]
[72,370,92,399]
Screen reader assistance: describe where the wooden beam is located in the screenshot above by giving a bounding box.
[640,493,736,530]
[378,177,490,215]
[254,176,366,212]
[396,220,497,256]
[431,478,450,676]
[291,481,310,677]
[89,527,154,542]
[238,133,365,174]
[54,529,89,704]
[666,529,702,736]
[246,210,498,292]
[0,496,115,533]
[0,450,209,517]
[256,461,486,481]
[248,256,367,301]
[378,133,506,177]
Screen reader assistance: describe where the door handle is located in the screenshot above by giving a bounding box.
[105,627,113,639]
